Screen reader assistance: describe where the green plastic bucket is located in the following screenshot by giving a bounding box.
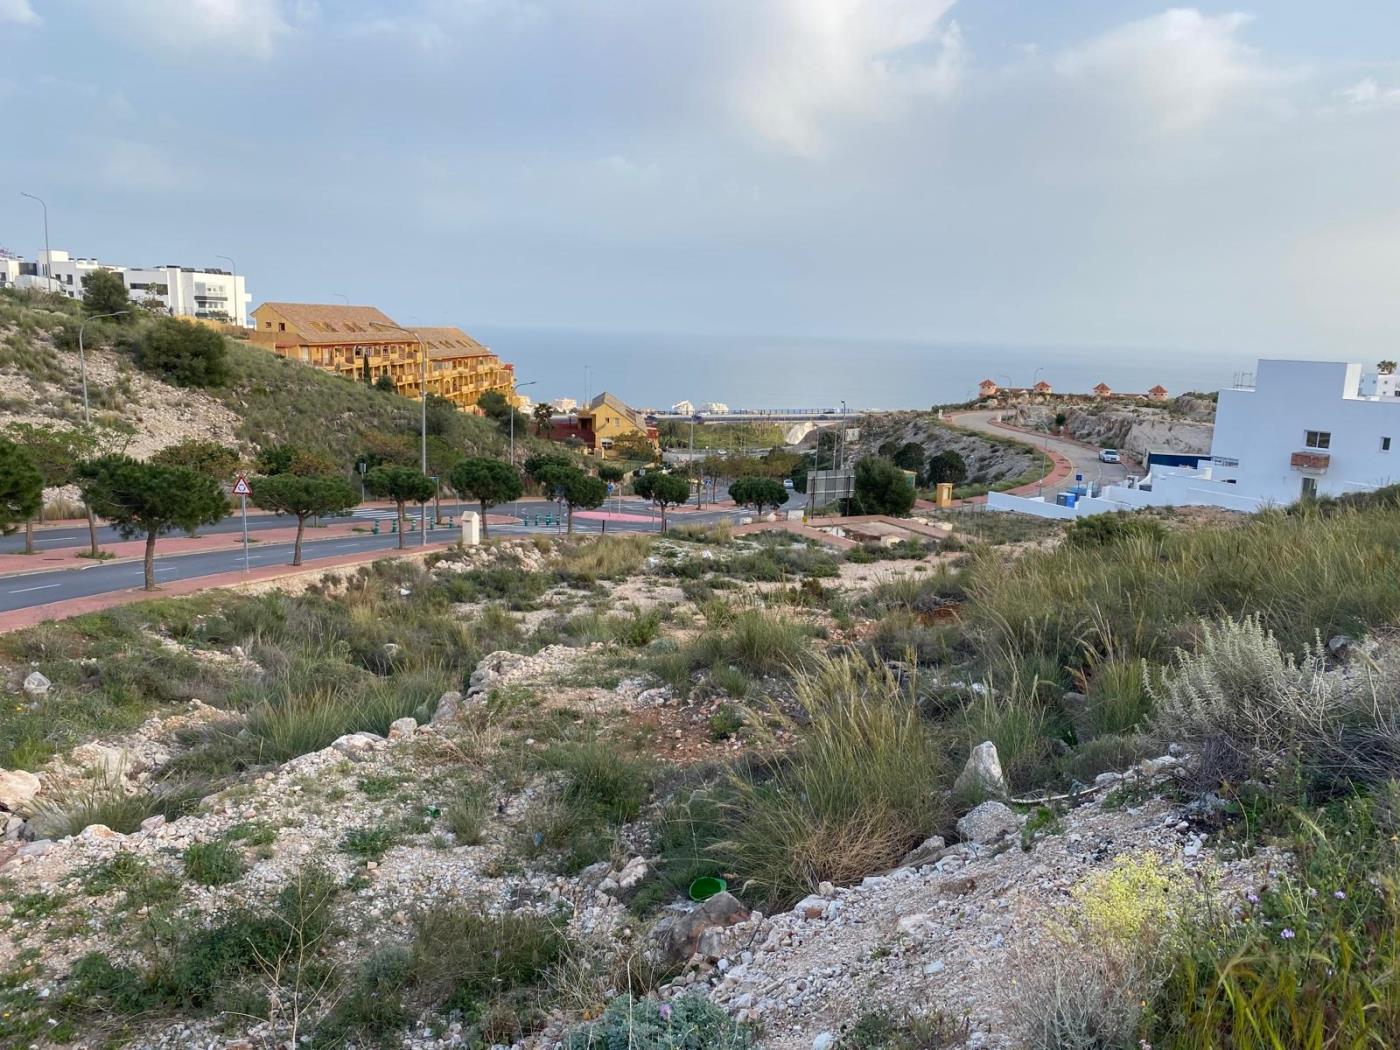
[688,876,727,902]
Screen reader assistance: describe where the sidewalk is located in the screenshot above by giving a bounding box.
[0,538,459,634]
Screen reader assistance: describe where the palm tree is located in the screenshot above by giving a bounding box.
[1378,360,1397,375]
[532,401,554,436]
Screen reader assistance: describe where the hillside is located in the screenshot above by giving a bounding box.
[1010,396,1215,459]
[3,500,1399,1046]
[844,411,1043,492]
[0,290,507,468]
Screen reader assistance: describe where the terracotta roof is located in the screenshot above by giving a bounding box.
[1034,380,1053,391]
[255,302,407,345]
[1093,382,1112,393]
[1148,384,1169,395]
[410,326,495,361]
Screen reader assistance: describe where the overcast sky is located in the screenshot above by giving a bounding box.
[3,1,1399,358]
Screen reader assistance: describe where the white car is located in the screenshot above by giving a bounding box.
[1098,449,1121,464]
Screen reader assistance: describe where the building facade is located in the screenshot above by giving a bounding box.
[1,249,251,326]
[549,392,659,456]
[249,303,515,414]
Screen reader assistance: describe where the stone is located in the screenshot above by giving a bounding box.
[1060,691,1094,741]
[72,743,135,780]
[899,834,947,868]
[1138,755,1178,779]
[812,1034,836,1050]
[140,815,166,833]
[613,856,649,898]
[467,651,528,696]
[953,741,1009,799]
[22,671,50,698]
[0,769,42,815]
[78,824,122,842]
[17,839,52,859]
[331,732,384,756]
[382,642,401,659]
[431,691,463,726]
[653,890,748,964]
[3,814,25,840]
[388,717,418,741]
[956,801,1021,845]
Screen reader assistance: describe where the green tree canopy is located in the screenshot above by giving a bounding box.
[77,455,228,589]
[532,402,555,436]
[3,423,96,552]
[728,476,788,518]
[0,438,42,537]
[129,318,230,387]
[448,457,522,539]
[81,269,130,319]
[892,442,926,474]
[611,431,659,463]
[364,465,436,549]
[373,374,398,394]
[597,462,626,484]
[634,471,691,531]
[852,456,915,517]
[524,452,574,492]
[925,450,968,487]
[558,468,607,533]
[251,473,358,565]
[151,439,241,481]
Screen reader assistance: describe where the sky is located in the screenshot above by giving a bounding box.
[3,1,1400,366]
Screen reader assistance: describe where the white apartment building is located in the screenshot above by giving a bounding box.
[988,358,1400,519]
[1,249,251,326]
[699,401,730,414]
[551,397,579,413]
[671,399,695,415]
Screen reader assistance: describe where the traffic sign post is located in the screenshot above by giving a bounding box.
[232,475,252,573]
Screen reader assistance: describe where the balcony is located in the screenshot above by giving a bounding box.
[1291,451,1330,474]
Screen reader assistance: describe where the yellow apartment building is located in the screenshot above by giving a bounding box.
[249,302,516,413]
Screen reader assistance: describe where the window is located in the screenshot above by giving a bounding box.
[1305,430,1331,449]
[263,321,271,329]
[278,322,286,331]
[1384,437,1393,452]
[1301,476,1318,500]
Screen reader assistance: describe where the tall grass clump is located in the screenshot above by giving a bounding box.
[716,653,948,908]
[556,535,653,581]
[685,608,815,679]
[969,504,1400,675]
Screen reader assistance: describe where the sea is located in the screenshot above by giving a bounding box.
[472,325,1263,412]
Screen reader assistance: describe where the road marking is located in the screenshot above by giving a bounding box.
[8,582,61,594]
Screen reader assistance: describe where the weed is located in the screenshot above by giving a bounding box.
[183,841,245,887]
[340,827,398,860]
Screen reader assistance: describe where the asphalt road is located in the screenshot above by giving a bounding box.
[952,409,1131,493]
[0,498,752,613]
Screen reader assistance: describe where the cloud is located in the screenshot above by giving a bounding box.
[731,0,963,157]
[1054,8,1291,132]
[0,0,39,25]
[1337,77,1400,109]
[98,0,296,60]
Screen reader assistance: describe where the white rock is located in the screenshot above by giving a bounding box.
[812,1034,836,1050]
[140,815,166,833]
[388,717,418,741]
[331,732,384,755]
[78,824,122,842]
[431,691,463,726]
[954,741,1009,798]
[956,801,1021,845]
[0,769,42,814]
[22,671,50,698]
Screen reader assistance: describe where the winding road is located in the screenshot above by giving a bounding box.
[951,409,1132,494]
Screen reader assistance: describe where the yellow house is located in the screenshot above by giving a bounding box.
[552,392,659,455]
[249,303,515,413]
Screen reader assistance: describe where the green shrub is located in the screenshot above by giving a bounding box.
[717,653,948,908]
[410,908,565,1030]
[836,1008,969,1049]
[341,827,398,859]
[1064,512,1166,549]
[1084,656,1151,736]
[565,993,755,1049]
[183,841,245,887]
[446,782,491,845]
[127,317,230,387]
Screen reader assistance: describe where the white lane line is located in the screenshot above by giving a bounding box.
[8,582,61,594]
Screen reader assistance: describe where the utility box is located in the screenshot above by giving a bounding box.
[460,511,481,547]
[934,482,954,507]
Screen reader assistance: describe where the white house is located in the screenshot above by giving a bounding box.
[551,397,579,413]
[671,399,695,415]
[699,401,730,414]
[2,249,252,326]
[988,358,1400,519]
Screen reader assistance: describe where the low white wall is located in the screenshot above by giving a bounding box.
[986,492,1081,519]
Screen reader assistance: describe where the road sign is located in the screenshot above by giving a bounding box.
[232,475,252,496]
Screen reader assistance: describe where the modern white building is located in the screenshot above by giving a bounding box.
[671,399,695,415]
[988,358,1400,519]
[699,401,730,414]
[551,397,579,413]
[0,249,251,326]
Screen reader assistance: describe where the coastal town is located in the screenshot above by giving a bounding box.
[5,4,1400,1050]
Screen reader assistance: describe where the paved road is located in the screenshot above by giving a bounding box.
[952,410,1131,494]
[0,497,754,614]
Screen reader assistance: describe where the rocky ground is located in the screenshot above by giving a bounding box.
[0,532,1287,1049]
[1010,398,1215,460]
[843,414,1039,489]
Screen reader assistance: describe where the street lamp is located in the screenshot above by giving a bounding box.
[20,192,53,293]
[690,413,702,507]
[77,309,128,558]
[509,380,539,466]
[215,255,240,326]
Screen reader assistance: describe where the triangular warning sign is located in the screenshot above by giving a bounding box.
[232,476,252,496]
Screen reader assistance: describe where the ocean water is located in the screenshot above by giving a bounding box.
[473,325,1260,411]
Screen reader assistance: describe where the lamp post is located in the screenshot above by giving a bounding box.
[215,254,238,325]
[77,309,128,558]
[333,292,349,304]
[509,380,539,467]
[690,413,702,507]
[20,192,53,293]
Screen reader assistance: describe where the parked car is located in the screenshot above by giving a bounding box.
[1098,448,1121,463]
